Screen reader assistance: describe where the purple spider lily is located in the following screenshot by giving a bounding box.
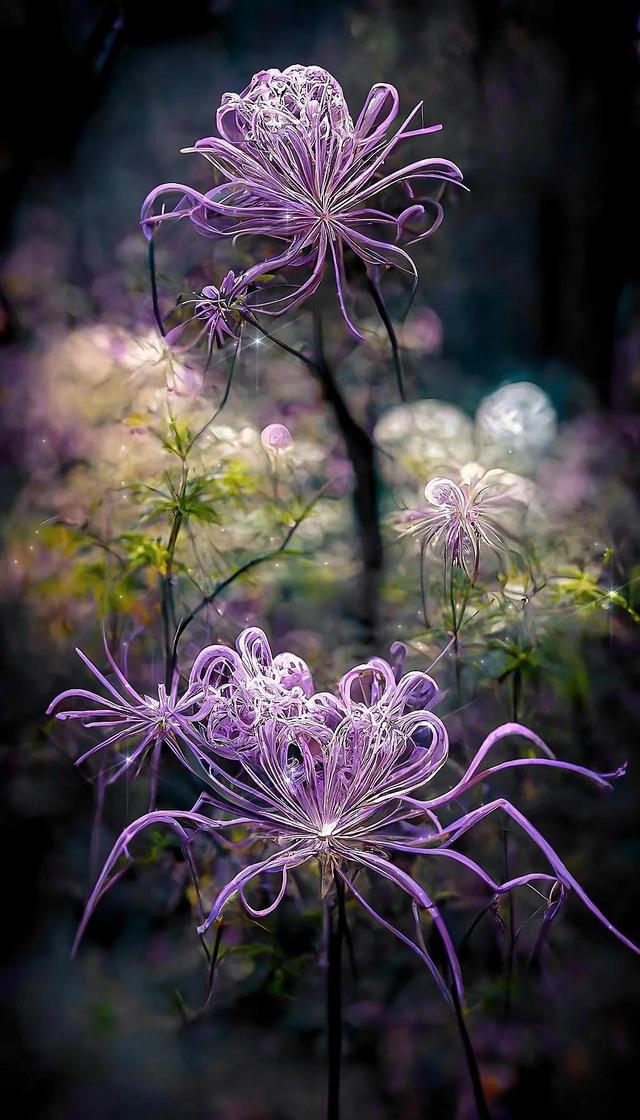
[140,64,464,339]
[60,629,639,1004]
[46,639,216,805]
[189,626,341,755]
[398,473,522,581]
[165,271,246,352]
[165,268,309,357]
[48,628,328,778]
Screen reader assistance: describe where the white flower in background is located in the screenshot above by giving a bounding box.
[475,382,557,468]
[374,400,475,480]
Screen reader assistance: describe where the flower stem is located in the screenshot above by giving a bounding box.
[148,237,166,338]
[327,873,346,1120]
[420,538,430,630]
[502,823,516,1020]
[366,275,406,400]
[450,981,492,1120]
[162,463,187,689]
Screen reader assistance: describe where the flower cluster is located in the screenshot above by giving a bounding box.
[141,64,464,342]
[49,627,638,1001]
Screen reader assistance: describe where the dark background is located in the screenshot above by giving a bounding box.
[1,3,639,1118]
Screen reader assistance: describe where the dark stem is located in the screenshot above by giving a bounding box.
[414,904,491,1119]
[450,982,492,1120]
[148,237,166,337]
[327,874,345,1120]
[420,538,430,630]
[366,275,406,400]
[185,334,241,455]
[312,306,383,641]
[449,570,463,701]
[204,921,224,1008]
[502,824,516,1020]
[246,308,383,640]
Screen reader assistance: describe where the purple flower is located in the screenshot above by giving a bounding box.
[62,629,639,1000]
[190,626,339,755]
[398,474,521,580]
[47,640,214,797]
[166,269,297,354]
[261,423,293,452]
[166,271,246,352]
[141,65,464,339]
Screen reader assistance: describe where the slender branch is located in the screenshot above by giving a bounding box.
[244,311,320,374]
[456,900,496,958]
[169,486,328,678]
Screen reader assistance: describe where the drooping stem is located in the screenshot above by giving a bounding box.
[185,333,242,455]
[366,275,406,400]
[327,873,346,1120]
[148,237,166,338]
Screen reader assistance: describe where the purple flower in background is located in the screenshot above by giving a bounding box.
[47,640,214,802]
[398,474,521,580]
[261,423,293,452]
[60,629,639,998]
[141,65,464,338]
[166,271,246,352]
[166,269,298,354]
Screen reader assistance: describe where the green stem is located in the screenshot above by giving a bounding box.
[162,464,187,689]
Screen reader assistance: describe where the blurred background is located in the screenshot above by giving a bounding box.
[1,2,639,1118]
